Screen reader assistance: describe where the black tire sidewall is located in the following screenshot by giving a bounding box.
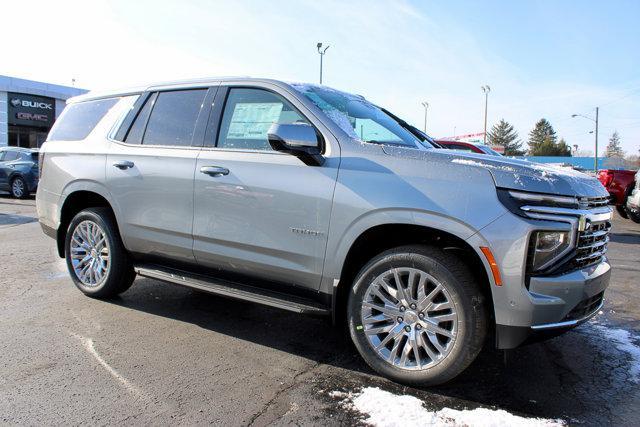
[64,208,132,297]
[347,246,486,386]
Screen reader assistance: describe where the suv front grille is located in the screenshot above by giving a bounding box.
[579,196,609,209]
[563,291,604,321]
[570,219,611,270]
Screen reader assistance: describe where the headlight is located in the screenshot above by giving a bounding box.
[529,230,571,272]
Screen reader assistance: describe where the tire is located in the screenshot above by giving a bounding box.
[64,207,135,298]
[628,208,640,224]
[10,176,28,199]
[616,204,629,219]
[347,245,487,386]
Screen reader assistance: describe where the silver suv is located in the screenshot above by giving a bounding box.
[36,78,612,385]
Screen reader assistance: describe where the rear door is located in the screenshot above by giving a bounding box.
[107,86,216,262]
[192,84,340,291]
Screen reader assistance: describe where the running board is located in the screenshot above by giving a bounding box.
[134,264,330,316]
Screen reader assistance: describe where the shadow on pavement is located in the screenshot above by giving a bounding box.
[106,278,636,425]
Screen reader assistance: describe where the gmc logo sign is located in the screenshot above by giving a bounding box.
[16,112,49,122]
[10,98,53,110]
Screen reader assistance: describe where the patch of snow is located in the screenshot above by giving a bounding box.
[451,158,517,173]
[332,387,563,427]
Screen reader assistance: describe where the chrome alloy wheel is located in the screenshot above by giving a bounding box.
[361,267,458,370]
[70,220,110,286]
[12,179,25,198]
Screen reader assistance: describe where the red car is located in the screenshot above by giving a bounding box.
[436,140,503,156]
[597,169,637,217]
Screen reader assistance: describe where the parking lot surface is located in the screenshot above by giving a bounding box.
[1,194,639,426]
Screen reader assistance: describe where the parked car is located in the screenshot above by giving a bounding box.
[597,168,636,217]
[436,140,502,156]
[37,78,612,386]
[0,147,39,198]
[625,169,640,223]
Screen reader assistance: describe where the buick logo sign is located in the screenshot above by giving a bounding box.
[10,98,53,110]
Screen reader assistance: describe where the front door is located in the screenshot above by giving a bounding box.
[107,88,213,262]
[193,85,340,290]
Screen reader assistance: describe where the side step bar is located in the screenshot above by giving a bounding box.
[134,264,331,316]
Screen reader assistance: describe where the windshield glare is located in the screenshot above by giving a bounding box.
[291,84,422,149]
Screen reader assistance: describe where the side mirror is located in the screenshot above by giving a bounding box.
[267,123,324,166]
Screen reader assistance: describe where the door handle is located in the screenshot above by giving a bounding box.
[113,160,135,170]
[200,166,229,177]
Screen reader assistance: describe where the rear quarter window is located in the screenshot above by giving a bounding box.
[48,98,119,141]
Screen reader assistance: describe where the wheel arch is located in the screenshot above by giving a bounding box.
[331,220,494,328]
[56,186,119,258]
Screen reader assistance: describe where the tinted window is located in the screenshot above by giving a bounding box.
[3,151,19,161]
[217,88,309,151]
[125,93,156,144]
[48,98,119,141]
[142,90,206,146]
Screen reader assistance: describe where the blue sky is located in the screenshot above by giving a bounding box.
[3,0,639,155]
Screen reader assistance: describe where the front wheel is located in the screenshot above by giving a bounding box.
[65,207,135,298]
[347,245,487,386]
[628,207,640,224]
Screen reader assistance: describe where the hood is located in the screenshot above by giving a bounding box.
[382,147,608,198]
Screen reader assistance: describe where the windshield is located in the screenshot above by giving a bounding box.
[291,84,423,149]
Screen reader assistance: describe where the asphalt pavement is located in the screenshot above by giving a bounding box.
[1,194,639,426]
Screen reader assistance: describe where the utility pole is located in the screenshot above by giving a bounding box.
[421,101,429,133]
[571,107,600,173]
[594,107,599,172]
[317,43,330,84]
[481,85,491,144]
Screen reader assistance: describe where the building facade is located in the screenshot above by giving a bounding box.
[0,75,87,148]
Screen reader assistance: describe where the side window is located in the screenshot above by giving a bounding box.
[217,88,309,151]
[48,98,119,141]
[142,89,207,147]
[3,151,19,161]
[125,93,157,145]
[0,152,4,161]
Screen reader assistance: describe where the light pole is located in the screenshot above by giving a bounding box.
[421,101,429,133]
[317,42,330,84]
[572,107,599,172]
[481,85,490,144]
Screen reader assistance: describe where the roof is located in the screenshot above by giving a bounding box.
[67,77,295,104]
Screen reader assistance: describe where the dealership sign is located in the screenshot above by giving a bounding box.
[7,92,56,128]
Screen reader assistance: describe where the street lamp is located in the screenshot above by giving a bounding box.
[481,85,490,145]
[317,42,330,84]
[421,101,429,133]
[572,107,599,172]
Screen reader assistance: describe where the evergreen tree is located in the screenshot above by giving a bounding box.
[487,119,525,156]
[528,119,557,154]
[605,131,624,158]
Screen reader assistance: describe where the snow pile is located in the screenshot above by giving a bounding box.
[331,387,563,426]
[587,322,640,382]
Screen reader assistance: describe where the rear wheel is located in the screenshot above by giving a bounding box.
[347,245,487,386]
[65,207,135,298]
[10,176,28,199]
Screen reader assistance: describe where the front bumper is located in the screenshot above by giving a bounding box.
[495,260,610,349]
